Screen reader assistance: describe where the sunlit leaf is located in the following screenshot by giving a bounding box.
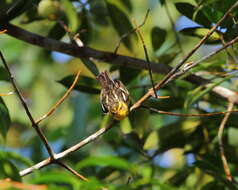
[180,27,221,44]
[120,117,132,134]
[61,0,79,32]
[228,127,238,147]
[143,131,158,150]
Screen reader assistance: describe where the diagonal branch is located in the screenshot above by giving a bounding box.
[130,0,238,111]
[56,161,89,181]
[19,120,116,176]
[2,23,238,106]
[169,35,238,81]
[0,51,55,159]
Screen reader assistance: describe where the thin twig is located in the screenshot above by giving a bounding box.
[0,51,55,159]
[36,70,81,124]
[114,9,150,54]
[132,18,157,98]
[0,29,7,34]
[218,102,234,181]
[2,23,238,105]
[130,1,238,111]
[143,106,238,117]
[19,121,116,176]
[56,161,89,181]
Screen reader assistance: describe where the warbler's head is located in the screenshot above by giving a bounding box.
[110,101,129,120]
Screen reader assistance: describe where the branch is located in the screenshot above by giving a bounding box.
[143,106,238,117]
[218,102,234,181]
[169,35,238,81]
[0,51,55,159]
[19,121,116,176]
[0,29,7,34]
[2,23,238,106]
[56,161,89,181]
[130,0,238,111]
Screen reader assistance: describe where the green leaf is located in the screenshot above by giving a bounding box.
[201,0,238,28]
[79,9,93,45]
[0,97,11,139]
[0,0,33,21]
[0,159,21,181]
[47,22,67,40]
[0,67,9,81]
[30,171,81,189]
[106,2,134,50]
[120,0,133,12]
[155,118,199,153]
[175,3,211,27]
[184,73,237,110]
[119,67,140,84]
[90,3,109,26]
[151,26,167,51]
[59,75,100,94]
[201,181,225,190]
[143,131,158,150]
[228,127,238,147]
[0,151,32,167]
[195,160,238,190]
[61,0,79,32]
[120,117,132,134]
[160,0,165,5]
[81,58,99,77]
[76,156,134,171]
[179,27,221,44]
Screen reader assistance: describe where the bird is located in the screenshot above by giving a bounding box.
[97,71,130,120]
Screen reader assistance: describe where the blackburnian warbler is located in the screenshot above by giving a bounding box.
[97,71,130,120]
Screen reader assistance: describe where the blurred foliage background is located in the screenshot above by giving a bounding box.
[0,0,238,189]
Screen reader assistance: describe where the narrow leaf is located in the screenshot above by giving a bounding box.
[106,2,134,50]
[81,58,99,76]
[151,26,167,51]
[58,75,100,94]
[0,97,11,139]
[0,67,9,81]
